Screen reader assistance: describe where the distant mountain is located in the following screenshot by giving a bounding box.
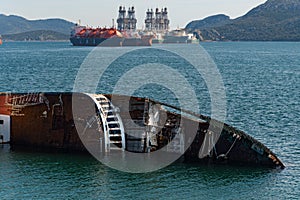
[0,14,75,35]
[2,30,69,41]
[186,14,232,30]
[185,0,300,41]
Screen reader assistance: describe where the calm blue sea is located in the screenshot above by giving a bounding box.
[0,42,299,199]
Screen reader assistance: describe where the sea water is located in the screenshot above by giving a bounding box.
[0,42,299,199]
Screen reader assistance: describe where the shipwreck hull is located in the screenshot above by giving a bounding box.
[0,92,285,169]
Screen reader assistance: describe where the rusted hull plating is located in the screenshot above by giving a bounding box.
[0,93,285,169]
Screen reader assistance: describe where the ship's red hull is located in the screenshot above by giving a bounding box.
[70,36,153,47]
[70,26,153,47]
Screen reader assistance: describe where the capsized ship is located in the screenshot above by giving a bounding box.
[0,92,285,169]
[0,35,2,45]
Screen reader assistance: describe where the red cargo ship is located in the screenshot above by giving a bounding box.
[70,25,153,47]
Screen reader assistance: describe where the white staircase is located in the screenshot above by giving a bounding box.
[86,94,126,152]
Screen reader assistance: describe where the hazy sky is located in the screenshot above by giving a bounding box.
[2,0,267,28]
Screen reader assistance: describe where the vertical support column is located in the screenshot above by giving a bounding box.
[0,115,10,144]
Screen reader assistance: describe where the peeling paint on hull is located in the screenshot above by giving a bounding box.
[0,92,285,169]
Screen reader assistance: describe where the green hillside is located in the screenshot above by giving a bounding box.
[2,30,69,41]
[186,0,300,41]
[0,14,74,35]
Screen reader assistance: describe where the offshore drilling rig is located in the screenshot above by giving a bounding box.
[115,6,198,44]
[117,6,138,31]
[116,6,170,33]
[144,7,170,32]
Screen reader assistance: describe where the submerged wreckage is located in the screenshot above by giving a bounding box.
[0,92,284,169]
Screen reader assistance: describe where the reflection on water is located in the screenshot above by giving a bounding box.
[1,144,275,199]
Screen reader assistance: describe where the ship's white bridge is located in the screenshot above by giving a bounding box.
[85,94,126,152]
